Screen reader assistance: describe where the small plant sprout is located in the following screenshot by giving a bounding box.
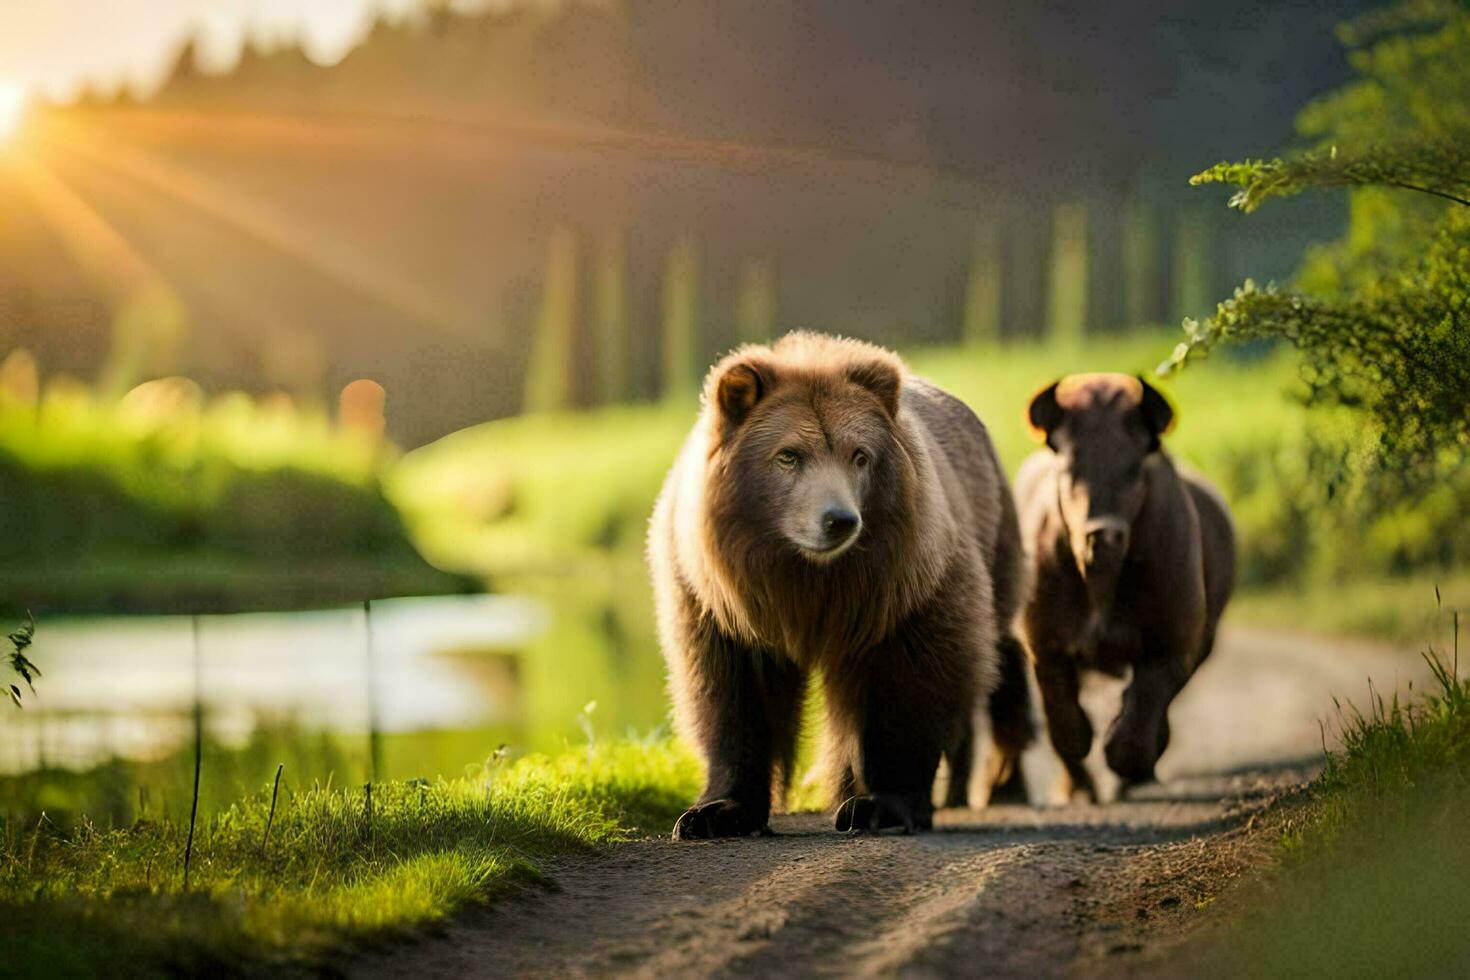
[5,611,38,708]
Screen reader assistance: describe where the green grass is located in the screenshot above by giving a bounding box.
[1194,623,1470,976]
[1,739,699,976]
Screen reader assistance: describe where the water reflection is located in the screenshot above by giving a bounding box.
[0,594,546,774]
[0,564,675,829]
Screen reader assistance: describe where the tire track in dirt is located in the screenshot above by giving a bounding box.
[353,625,1426,979]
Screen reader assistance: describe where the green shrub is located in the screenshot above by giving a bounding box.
[1168,0,1470,581]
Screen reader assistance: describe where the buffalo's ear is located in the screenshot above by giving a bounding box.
[1027,381,1065,448]
[1136,375,1175,451]
[847,358,902,418]
[713,358,771,437]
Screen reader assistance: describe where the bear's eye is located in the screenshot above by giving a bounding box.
[852,449,870,469]
[773,449,801,470]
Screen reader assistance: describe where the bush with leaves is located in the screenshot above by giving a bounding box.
[1165,0,1470,579]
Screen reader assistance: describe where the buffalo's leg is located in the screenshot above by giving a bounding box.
[1104,657,1180,790]
[1034,653,1096,803]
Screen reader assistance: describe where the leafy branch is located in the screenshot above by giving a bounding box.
[1191,141,1470,213]
[1163,208,1470,468]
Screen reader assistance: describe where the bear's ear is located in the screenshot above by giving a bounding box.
[1027,381,1065,447]
[847,358,901,418]
[1136,375,1175,452]
[713,358,770,435]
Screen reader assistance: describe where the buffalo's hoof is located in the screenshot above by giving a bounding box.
[987,769,1030,806]
[672,799,766,840]
[1062,764,1099,805]
[835,793,933,835]
[1114,774,1160,799]
[1104,738,1159,788]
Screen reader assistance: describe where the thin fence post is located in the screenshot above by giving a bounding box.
[364,600,382,785]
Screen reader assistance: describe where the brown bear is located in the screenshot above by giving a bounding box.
[1016,373,1235,800]
[648,332,1033,838]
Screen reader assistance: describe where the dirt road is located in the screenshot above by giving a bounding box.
[356,624,1426,978]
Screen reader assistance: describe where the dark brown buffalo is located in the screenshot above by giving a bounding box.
[1015,373,1235,799]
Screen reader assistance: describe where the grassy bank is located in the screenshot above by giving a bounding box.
[1194,625,1470,975]
[0,385,467,614]
[1,740,698,976]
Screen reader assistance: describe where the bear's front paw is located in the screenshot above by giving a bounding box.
[834,793,933,835]
[672,799,767,840]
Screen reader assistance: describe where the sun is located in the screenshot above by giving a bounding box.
[0,80,28,143]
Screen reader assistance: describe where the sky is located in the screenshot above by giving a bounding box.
[0,0,469,101]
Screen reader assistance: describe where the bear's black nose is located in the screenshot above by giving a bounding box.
[822,508,859,541]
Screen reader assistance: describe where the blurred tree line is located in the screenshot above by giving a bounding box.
[1170,0,1470,579]
[1,0,1368,444]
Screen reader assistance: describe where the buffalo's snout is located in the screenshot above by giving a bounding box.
[1081,521,1129,571]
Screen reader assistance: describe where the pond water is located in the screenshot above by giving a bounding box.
[0,574,672,788]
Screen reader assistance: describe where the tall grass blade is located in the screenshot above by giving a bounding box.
[262,763,284,856]
[183,615,204,891]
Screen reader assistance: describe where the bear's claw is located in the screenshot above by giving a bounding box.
[834,793,933,835]
[671,798,766,840]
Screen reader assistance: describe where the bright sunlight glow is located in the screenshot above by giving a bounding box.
[0,80,27,143]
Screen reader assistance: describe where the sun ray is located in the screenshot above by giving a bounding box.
[34,115,466,333]
[58,103,983,188]
[2,153,164,302]
[31,149,330,373]
[0,80,26,144]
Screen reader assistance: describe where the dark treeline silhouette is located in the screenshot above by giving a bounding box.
[0,0,1366,445]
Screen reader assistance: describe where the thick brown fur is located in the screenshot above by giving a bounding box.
[648,332,1033,838]
[1016,373,1236,801]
